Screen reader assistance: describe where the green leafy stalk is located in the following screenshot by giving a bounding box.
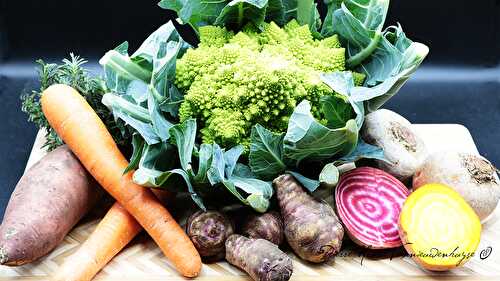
[297,0,313,25]
[346,32,381,68]
[238,2,244,27]
[283,100,359,166]
[100,21,187,147]
[249,124,286,180]
[325,1,428,110]
[214,0,268,29]
[102,93,151,122]
[335,138,388,165]
[319,163,339,188]
[158,0,228,32]
[158,0,320,34]
[332,0,388,66]
[100,50,152,84]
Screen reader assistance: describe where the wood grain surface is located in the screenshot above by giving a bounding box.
[1,124,499,281]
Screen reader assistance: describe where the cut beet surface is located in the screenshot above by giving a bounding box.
[335,167,410,249]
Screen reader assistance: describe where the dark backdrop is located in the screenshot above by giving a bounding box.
[1,1,499,218]
[2,0,499,64]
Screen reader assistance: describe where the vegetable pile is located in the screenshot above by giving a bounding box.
[5,0,498,280]
[97,0,429,214]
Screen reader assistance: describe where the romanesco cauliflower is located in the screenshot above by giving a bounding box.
[175,20,365,148]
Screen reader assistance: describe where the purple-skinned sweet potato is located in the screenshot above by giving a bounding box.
[225,234,292,281]
[241,211,284,245]
[0,145,102,265]
[273,174,344,263]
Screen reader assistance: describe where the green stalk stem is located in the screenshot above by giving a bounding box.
[149,85,167,103]
[347,32,382,68]
[100,50,152,82]
[237,2,244,28]
[102,93,151,123]
[297,0,313,26]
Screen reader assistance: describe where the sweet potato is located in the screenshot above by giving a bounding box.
[225,234,292,281]
[0,145,102,265]
[273,174,344,263]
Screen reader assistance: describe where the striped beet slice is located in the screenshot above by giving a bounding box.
[335,167,410,249]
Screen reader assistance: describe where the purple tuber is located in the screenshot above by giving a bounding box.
[273,174,344,263]
[186,210,234,262]
[225,234,292,281]
[241,211,284,245]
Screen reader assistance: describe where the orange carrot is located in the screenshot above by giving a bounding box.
[53,203,141,281]
[54,190,174,281]
[41,84,201,277]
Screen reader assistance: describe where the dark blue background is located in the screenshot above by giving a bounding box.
[1,1,499,219]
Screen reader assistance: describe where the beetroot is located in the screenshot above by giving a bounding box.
[335,167,409,249]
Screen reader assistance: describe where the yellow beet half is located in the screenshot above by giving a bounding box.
[399,183,481,271]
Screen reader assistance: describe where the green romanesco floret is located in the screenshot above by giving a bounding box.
[284,19,315,45]
[352,72,366,86]
[319,34,342,49]
[175,20,363,149]
[200,109,249,147]
[229,31,260,51]
[258,22,288,45]
[199,25,234,47]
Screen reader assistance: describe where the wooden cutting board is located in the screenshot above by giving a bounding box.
[1,124,499,281]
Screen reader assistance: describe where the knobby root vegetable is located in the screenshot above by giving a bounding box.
[225,234,292,281]
[413,151,500,222]
[273,174,344,263]
[186,210,234,262]
[399,183,481,271]
[0,145,102,265]
[41,84,201,277]
[361,109,427,181]
[335,167,409,249]
[241,211,284,245]
[53,203,141,281]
